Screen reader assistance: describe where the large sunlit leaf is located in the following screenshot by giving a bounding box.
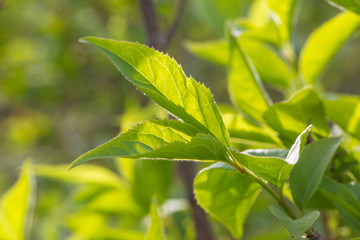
[324,94,360,139]
[228,34,271,122]
[81,37,230,147]
[70,120,228,168]
[185,39,291,89]
[230,125,311,189]
[299,11,360,84]
[290,138,342,209]
[264,87,329,146]
[194,162,261,238]
[144,199,166,240]
[0,161,35,240]
[319,177,360,223]
[269,205,319,237]
[327,0,360,15]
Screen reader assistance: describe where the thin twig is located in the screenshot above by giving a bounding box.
[139,0,165,50]
[177,162,214,240]
[166,0,187,47]
[139,0,187,51]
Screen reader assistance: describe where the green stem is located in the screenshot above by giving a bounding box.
[226,149,279,203]
[227,150,323,239]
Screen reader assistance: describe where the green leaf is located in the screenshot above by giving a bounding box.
[304,190,335,209]
[267,0,298,42]
[221,106,282,147]
[249,0,298,43]
[264,87,329,146]
[70,120,228,168]
[299,11,360,84]
[232,17,281,46]
[347,182,360,201]
[231,148,292,188]
[117,159,173,207]
[290,138,342,209]
[81,37,230,147]
[196,0,244,34]
[228,34,271,121]
[194,162,261,238]
[248,0,269,22]
[327,0,360,15]
[319,177,360,222]
[185,38,291,89]
[269,205,320,237]
[36,164,126,189]
[241,38,291,89]
[120,98,167,132]
[0,161,35,240]
[144,199,166,240]
[184,39,229,66]
[285,125,312,165]
[67,212,144,239]
[320,181,360,234]
[77,188,143,216]
[338,208,360,234]
[231,125,311,189]
[324,94,360,139]
[116,100,174,208]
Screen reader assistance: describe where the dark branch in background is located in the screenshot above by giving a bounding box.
[166,0,187,46]
[139,1,214,239]
[139,0,187,51]
[0,0,4,11]
[307,229,326,240]
[320,211,334,240]
[139,0,164,50]
[177,162,214,240]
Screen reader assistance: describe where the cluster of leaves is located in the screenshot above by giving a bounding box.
[0,159,175,239]
[1,0,360,239]
[63,0,360,239]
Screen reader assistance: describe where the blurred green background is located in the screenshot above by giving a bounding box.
[0,0,359,239]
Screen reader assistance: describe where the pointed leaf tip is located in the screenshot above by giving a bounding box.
[68,120,228,169]
[79,36,93,44]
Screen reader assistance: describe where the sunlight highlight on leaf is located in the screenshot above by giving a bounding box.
[80,37,230,147]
